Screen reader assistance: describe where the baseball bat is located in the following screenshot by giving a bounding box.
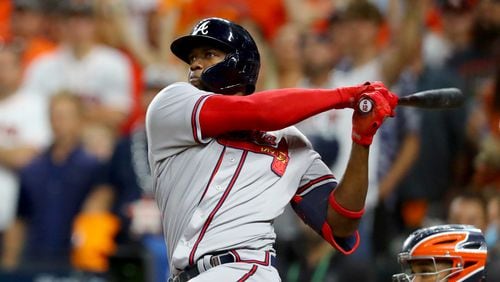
[358,88,464,113]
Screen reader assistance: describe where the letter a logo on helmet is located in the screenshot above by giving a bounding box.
[170,17,260,95]
[193,21,210,35]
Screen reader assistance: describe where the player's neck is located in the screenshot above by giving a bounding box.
[51,136,80,164]
[69,42,95,60]
[0,88,17,102]
[277,71,303,88]
[307,70,332,88]
[351,47,377,68]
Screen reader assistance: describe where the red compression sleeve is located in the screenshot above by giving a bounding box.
[199,86,362,138]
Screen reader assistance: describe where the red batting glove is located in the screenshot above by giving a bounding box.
[369,81,398,107]
[333,82,373,109]
[351,90,397,146]
[333,81,397,110]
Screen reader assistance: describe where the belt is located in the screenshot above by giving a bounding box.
[169,251,277,282]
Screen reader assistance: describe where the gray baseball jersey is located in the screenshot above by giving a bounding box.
[146,82,337,275]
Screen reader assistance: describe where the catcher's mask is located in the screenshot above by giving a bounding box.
[170,17,260,95]
[392,224,487,282]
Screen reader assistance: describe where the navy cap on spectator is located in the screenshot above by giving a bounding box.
[13,0,43,11]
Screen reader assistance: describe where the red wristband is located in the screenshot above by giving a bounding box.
[328,191,365,219]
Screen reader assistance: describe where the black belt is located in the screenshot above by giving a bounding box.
[169,251,277,282]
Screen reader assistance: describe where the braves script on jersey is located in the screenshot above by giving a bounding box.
[146,82,339,276]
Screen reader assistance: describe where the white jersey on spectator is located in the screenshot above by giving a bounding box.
[146,82,337,274]
[0,91,51,230]
[330,59,382,210]
[22,45,133,113]
[294,78,337,140]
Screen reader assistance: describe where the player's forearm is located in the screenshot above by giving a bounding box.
[200,86,362,137]
[83,106,128,133]
[326,143,369,237]
[382,0,423,86]
[81,185,115,213]
[0,146,39,170]
[1,219,26,270]
[378,133,419,200]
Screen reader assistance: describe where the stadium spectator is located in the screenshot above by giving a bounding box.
[448,192,488,232]
[0,43,50,246]
[1,92,116,274]
[22,0,133,132]
[441,0,497,186]
[401,0,499,229]
[485,194,500,280]
[284,0,336,32]
[91,0,185,134]
[8,0,56,69]
[486,193,500,254]
[295,30,340,169]
[271,23,304,88]
[470,41,500,190]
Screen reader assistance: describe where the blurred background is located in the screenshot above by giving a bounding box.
[0,0,498,281]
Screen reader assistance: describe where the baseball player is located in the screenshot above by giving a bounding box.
[392,224,487,282]
[146,17,397,281]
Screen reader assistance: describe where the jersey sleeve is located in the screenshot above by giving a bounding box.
[291,158,360,255]
[22,53,61,101]
[146,82,213,161]
[19,94,51,148]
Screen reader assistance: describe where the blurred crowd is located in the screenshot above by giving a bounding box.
[0,0,498,281]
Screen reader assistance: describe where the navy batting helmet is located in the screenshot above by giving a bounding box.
[171,17,260,95]
[393,224,487,282]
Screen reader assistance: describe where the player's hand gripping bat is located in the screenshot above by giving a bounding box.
[357,88,464,113]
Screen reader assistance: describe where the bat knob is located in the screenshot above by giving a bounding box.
[358,98,373,113]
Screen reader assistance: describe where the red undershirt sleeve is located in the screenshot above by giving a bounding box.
[199,86,361,138]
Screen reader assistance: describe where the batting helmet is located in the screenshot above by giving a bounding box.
[392,224,487,282]
[170,17,260,95]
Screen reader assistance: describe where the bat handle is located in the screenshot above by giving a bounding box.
[357,98,374,113]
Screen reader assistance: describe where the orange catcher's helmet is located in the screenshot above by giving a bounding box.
[393,224,487,282]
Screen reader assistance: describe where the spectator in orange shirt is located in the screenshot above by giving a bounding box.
[9,0,56,69]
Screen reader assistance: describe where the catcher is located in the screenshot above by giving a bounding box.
[393,224,487,282]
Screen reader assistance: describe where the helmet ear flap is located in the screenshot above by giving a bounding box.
[229,49,260,94]
[225,52,239,69]
[227,51,257,94]
[201,52,246,95]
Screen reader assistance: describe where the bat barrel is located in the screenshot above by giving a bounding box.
[397,88,464,109]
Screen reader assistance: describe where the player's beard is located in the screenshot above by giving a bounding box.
[193,79,211,92]
[189,74,211,92]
